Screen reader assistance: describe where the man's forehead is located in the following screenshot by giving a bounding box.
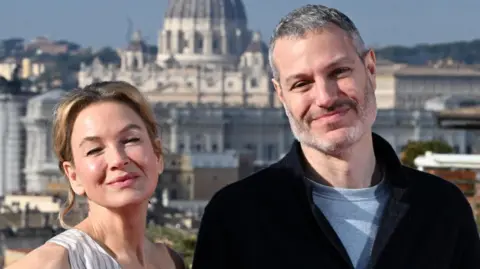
[273,30,358,81]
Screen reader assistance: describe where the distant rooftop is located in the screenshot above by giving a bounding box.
[436,106,480,129]
[425,95,480,112]
[438,107,480,119]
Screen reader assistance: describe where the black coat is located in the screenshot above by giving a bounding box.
[192,133,480,269]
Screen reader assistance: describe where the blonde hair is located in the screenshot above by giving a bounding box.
[52,81,162,228]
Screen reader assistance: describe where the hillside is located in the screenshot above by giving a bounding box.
[374,39,480,65]
[4,37,480,69]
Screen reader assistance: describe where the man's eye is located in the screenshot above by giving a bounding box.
[292,81,310,88]
[331,67,352,78]
[123,137,140,144]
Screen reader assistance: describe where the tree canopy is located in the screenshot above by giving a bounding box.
[400,140,454,168]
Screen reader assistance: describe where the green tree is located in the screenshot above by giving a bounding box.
[400,140,454,168]
[146,224,197,268]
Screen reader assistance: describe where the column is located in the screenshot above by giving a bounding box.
[186,31,195,54]
[171,31,178,53]
[184,132,191,153]
[6,100,22,194]
[203,31,213,55]
[0,96,7,197]
[218,132,224,152]
[221,31,228,55]
[26,122,44,193]
[205,133,212,152]
[136,52,144,69]
[170,123,178,153]
[158,30,164,54]
[460,130,467,153]
[120,54,126,71]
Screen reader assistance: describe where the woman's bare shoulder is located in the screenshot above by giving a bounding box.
[153,241,187,269]
[6,242,70,269]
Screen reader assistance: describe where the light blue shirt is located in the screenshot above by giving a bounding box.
[310,179,390,269]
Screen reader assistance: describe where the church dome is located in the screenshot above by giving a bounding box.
[165,0,247,23]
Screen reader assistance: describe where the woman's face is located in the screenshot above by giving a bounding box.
[63,101,163,209]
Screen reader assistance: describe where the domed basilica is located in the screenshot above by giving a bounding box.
[78,0,277,108]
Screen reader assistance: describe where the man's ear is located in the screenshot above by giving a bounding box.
[363,49,377,90]
[272,78,285,104]
[62,161,85,196]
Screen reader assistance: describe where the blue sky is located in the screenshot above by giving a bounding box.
[1,0,479,49]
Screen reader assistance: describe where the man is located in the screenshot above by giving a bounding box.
[192,4,480,269]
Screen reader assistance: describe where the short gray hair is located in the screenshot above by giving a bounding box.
[268,4,367,81]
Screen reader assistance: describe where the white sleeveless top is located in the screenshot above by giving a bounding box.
[47,229,121,269]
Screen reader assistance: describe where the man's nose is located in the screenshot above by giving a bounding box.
[312,79,338,108]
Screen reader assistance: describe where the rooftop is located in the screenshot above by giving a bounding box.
[436,106,480,129]
[376,64,480,77]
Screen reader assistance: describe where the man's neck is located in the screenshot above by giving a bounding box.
[302,133,378,189]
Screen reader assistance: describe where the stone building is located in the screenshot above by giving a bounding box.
[0,73,35,197]
[158,150,255,201]
[78,0,276,108]
[16,89,474,195]
[2,0,480,197]
[21,89,66,194]
[376,60,480,109]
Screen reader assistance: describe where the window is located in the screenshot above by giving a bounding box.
[466,145,473,154]
[213,38,220,52]
[169,189,177,199]
[166,31,171,50]
[250,78,258,87]
[196,35,203,52]
[179,143,184,152]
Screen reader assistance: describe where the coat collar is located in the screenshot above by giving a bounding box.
[276,132,411,268]
[278,132,410,199]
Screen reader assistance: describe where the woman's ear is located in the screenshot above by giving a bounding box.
[62,161,86,196]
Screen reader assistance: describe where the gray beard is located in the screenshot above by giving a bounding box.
[283,80,377,155]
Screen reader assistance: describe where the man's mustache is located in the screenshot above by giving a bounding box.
[306,99,357,121]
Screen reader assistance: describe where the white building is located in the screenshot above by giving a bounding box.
[21,89,66,194]
[376,61,480,109]
[78,0,276,108]
[0,83,33,197]
[15,89,473,194]
[2,0,480,195]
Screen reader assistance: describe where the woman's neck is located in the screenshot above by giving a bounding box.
[77,201,149,266]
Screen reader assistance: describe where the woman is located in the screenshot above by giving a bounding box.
[7,81,186,269]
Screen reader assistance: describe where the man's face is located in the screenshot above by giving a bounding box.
[272,24,378,155]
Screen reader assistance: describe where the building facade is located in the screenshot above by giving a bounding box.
[376,60,480,109]
[2,0,480,197]
[0,79,34,197]
[16,89,474,195]
[78,0,276,108]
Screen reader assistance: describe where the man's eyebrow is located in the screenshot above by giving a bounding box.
[284,55,356,83]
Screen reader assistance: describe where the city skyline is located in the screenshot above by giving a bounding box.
[1,0,480,49]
